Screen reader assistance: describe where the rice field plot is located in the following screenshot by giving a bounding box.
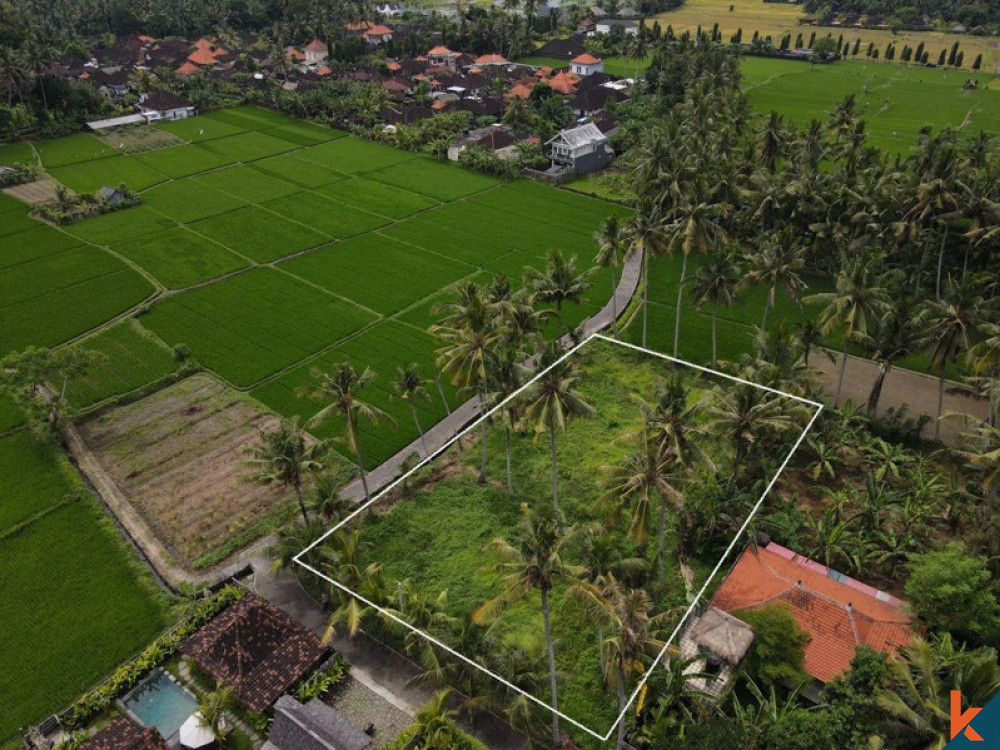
[199,131,300,162]
[0,207,39,238]
[203,105,301,130]
[264,191,390,239]
[0,225,80,269]
[366,157,499,201]
[0,193,26,213]
[66,321,180,409]
[0,431,76,533]
[77,374,306,569]
[135,143,237,180]
[262,121,344,146]
[0,395,23,434]
[140,268,378,386]
[0,497,167,747]
[252,320,457,467]
[62,205,177,245]
[251,153,348,188]
[745,59,1000,153]
[143,179,247,224]
[155,114,247,142]
[48,155,168,194]
[296,136,420,175]
[34,133,118,169]
[378,215,515,266]
[0,249,154,356]
[315,176,438,220]
[110,226,249,289]
[469,183,622,236]
[190,206,331,264]
[192,165,301,203]
[508,178,631,215]
[0,141,37,166]
[279,233,473,315]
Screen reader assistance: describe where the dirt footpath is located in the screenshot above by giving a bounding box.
[812,351,990,445]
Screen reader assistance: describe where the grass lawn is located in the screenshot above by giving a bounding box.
[48,155,168,194]
[0,437,168,747]
[140,268,379,387]
[190,205,331,263]
[66,321,180,409]
[110,226,250,289]
[353,339,716,740]
[34,134,118,169]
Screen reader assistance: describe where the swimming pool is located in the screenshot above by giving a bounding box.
[121,669,198,740]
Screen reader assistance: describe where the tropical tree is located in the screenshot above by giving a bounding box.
[0,345,99,429]
[854,296,928,415]
[622,200,667,349]
[299,362,395,503]
[707,382,799,481]
[474,504,581,747]
[808,256,890,407]
[742,229,807,335]
[924,276,985,440]
[594,214,627,339]
[524,248,594,342]
[391,363,432,454]
[197,683,235,739]
[520,345,595,519]
[691,245,742,367]
[245,417,328,523]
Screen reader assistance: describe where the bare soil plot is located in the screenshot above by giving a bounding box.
[3,178,59,205]
[78,374,292,569]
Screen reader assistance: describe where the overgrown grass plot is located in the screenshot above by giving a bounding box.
[110,226,249,289]
[140,268,378,386]
[295,337,819,742]
[191,205,331,264]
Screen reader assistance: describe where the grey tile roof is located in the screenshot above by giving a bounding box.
[267,695,372,750]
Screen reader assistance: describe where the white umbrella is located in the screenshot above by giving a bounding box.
[179,712,216,749]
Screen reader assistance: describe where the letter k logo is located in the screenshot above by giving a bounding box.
[953,690,985,742]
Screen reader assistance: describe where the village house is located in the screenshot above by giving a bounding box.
[594,19,639,35]
[447,124,519,161]
[79,716,169,750]
[263,695,372,750]
[427,45,461,70]
[376,2,405,17]
[569,53,603,76]
[138,91,195,122]
[304,39,329,65]
[91,69,132,99]
[545,121,614,174]
[363,25,394,46]
[707,542,919,699]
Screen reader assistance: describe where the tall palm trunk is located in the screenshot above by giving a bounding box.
[866,360,890,416]
[914,236,930,299]
[540,587,560,746]
[642,251,649,348]
[711,303,719,367]
[478,388,488,483]
[761,284,775,333]
[410,404,427,454]
[616,665,627,749]
[935,222,950,301]
[505,423,513,497]
[294,480,309,524]
[935,370,946,441]
[673,252,689,358]
[835,338,849,406]
[555,300,563,342]
[657,496,668,582]
[597,623,605,674]
[549,426,560,519]
[435,376,451,416]
[609,265,619,339]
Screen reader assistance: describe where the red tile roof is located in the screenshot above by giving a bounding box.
[548,72,579,94]
[179,594,325,713]
[364,25,393,36]
[345,21,374,31]
[80,716,170,750]
[571,53,602,64]
[507,83,533,99]
[428,45,455,56]
[709,543,918,683]
[475,53,509,64]
[305,39,329,52]
[285,47,305,61]
[175,62,203,75]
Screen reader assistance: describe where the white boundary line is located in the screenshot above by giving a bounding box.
[294,333,823,742]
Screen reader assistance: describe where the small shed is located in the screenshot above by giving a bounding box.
[679,607,754,697]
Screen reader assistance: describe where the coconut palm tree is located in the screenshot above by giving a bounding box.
[267,515,331,576]
[854,296,928,416]
[474,504,581,746]
[970,320,1000,427]
[742,229,807,335]
[487,345,523,497]
[244,417,328,523]
[197,683,234,740]
[954,418,1000,506]
[622,200,667,349]
[391,363,432,454]
[807,255,890,407]
[399,689,462,749]
[923,276,985,440]
[299,363,395,504]
[707,382,799,482]
[594,215,627,339]
[661,177,729,358]
[629,373,714,472]
[524,248,594,342]
[520,345,595,519]
[691,245,742,367]
[597,429,686,582]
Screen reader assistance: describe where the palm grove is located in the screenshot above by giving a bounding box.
[246,41,1000,750]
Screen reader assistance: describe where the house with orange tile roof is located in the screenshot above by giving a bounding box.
[506,83,534,100]
[548,71,579,95]
[363,25,394,45]
[345,20,374,32]
[304,39,329,65]
[708,542,919,687]
[474,53,509,66]
[427,45,460,70]
[570,52,604,76]
[285,46,305,62]
[175,61,203,76]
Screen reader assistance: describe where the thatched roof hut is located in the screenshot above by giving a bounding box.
[687,608,754,665]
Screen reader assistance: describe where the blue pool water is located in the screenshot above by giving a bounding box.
[122,670,198,739]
